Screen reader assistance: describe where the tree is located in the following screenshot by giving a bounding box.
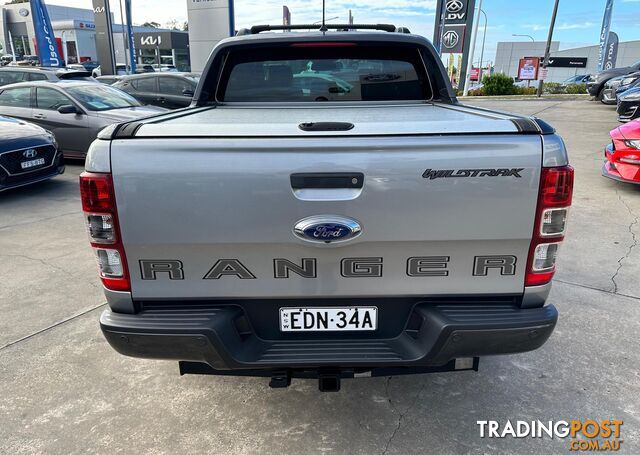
[165,19,179,30]
[6,0,29,4]
[182,21,189,31]
[141,21,161,29]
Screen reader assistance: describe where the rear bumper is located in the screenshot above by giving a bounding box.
[100,301,558,370]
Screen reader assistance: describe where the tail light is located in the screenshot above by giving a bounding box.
[79,172,130,292]
[525,166,574,286]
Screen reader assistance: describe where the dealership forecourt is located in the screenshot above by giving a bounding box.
[0,98,638,453]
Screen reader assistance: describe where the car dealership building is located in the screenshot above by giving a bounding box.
[0,2,190,70]
[494,40,640,83]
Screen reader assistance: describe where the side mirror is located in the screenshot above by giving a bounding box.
[182,88,195,97]
[57,105,79,114]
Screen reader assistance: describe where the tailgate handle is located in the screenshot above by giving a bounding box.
[291,173,364,189]
[298,122,354,132]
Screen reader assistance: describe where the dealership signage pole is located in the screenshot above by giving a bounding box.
[537,0,560,97]
[433,0,477,88]
[124,0,136,73]
[29,0,63,67]
[92,0,117,75]
[597,0,615,71]
[462,0,482,96]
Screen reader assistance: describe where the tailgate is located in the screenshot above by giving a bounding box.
[111,134,541,300]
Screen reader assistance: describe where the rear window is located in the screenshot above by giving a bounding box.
[218,44,431,102]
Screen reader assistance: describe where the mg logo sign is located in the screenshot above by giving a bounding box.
[443,30,460,49]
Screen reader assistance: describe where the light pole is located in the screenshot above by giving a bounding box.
[512,34,535,42]
[478,9,488,83]
[463,0,483,96]
[538,0,560,97]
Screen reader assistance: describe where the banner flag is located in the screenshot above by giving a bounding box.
[124,0,136,73]
[597,0,615,71]
[604,31,619,70]
[29,0,63,67]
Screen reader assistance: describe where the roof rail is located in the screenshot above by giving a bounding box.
[242,24,400,35]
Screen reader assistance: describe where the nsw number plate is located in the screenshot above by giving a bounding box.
[21,158,45,169]
[280,307,377,332]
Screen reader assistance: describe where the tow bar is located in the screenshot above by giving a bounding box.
[179,358,479,392]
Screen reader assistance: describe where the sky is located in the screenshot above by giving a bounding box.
[20,0,640,63]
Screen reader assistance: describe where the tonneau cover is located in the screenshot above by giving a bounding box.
[133,103,524,137]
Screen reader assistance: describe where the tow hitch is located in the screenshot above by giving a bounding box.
[179,358,479,392]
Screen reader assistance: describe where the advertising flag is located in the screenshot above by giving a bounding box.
[125,0,136,73]
[597,0,615,71]
[29,0,63,67]
[604,31,619,70]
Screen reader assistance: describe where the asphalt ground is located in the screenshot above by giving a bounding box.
[0,99,638,454]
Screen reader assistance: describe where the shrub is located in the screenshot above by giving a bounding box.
[515,86,538,95]
[482,73,516,96]
[543,82,566,94]
[565,83,587,94]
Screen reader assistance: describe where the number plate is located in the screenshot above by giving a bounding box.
[21,158,45,169]
[279,307,377,332]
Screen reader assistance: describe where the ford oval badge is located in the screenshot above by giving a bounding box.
[294,215,362,244]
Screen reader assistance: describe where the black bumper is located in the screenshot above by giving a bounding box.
[100,301,558,370]
[587,82,601,97]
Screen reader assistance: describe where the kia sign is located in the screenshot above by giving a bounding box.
[518,57,540,81]
[92,0,116,75]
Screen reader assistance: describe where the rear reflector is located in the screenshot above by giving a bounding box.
[79,172,130,292]
[526,166,574,287]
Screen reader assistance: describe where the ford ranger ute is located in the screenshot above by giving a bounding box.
[81,25,573,392]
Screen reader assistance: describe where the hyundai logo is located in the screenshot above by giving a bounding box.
[294,215,362,244]
[443,30,460,49]
[22,149,38,159]
[446,0,464,13]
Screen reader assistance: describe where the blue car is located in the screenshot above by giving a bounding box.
[0,115,64,192]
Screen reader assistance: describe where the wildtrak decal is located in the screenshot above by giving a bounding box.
[138,256,518,280]
[422,168,525,180]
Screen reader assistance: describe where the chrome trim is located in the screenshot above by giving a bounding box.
[103,287,135,313]
[293,215,362,244]
[531,242,562,272]
[539,207,569,237]
[522,282,552,308]
[0,144,57,176]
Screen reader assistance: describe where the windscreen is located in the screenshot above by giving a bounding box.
[67,85,141,111]
[218,44,432,102]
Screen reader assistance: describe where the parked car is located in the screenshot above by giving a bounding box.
[617,87,640,123]
[603,119,640,184]
[601,76,625,105]
[615,72,640,99]
[1,55,16,66]
[0,115,64,192]
[113,73,199,109]
[586,60,640,100]
[562,74,590,84]
[0,81,167,158]
[96,75,124,85]
[78,61,100,73]
[90,25,573,391]
[0,67,92,87]
[151,64,178,72]
[92,64,128,78]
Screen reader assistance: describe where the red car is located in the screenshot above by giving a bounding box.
[603,119,640,184]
